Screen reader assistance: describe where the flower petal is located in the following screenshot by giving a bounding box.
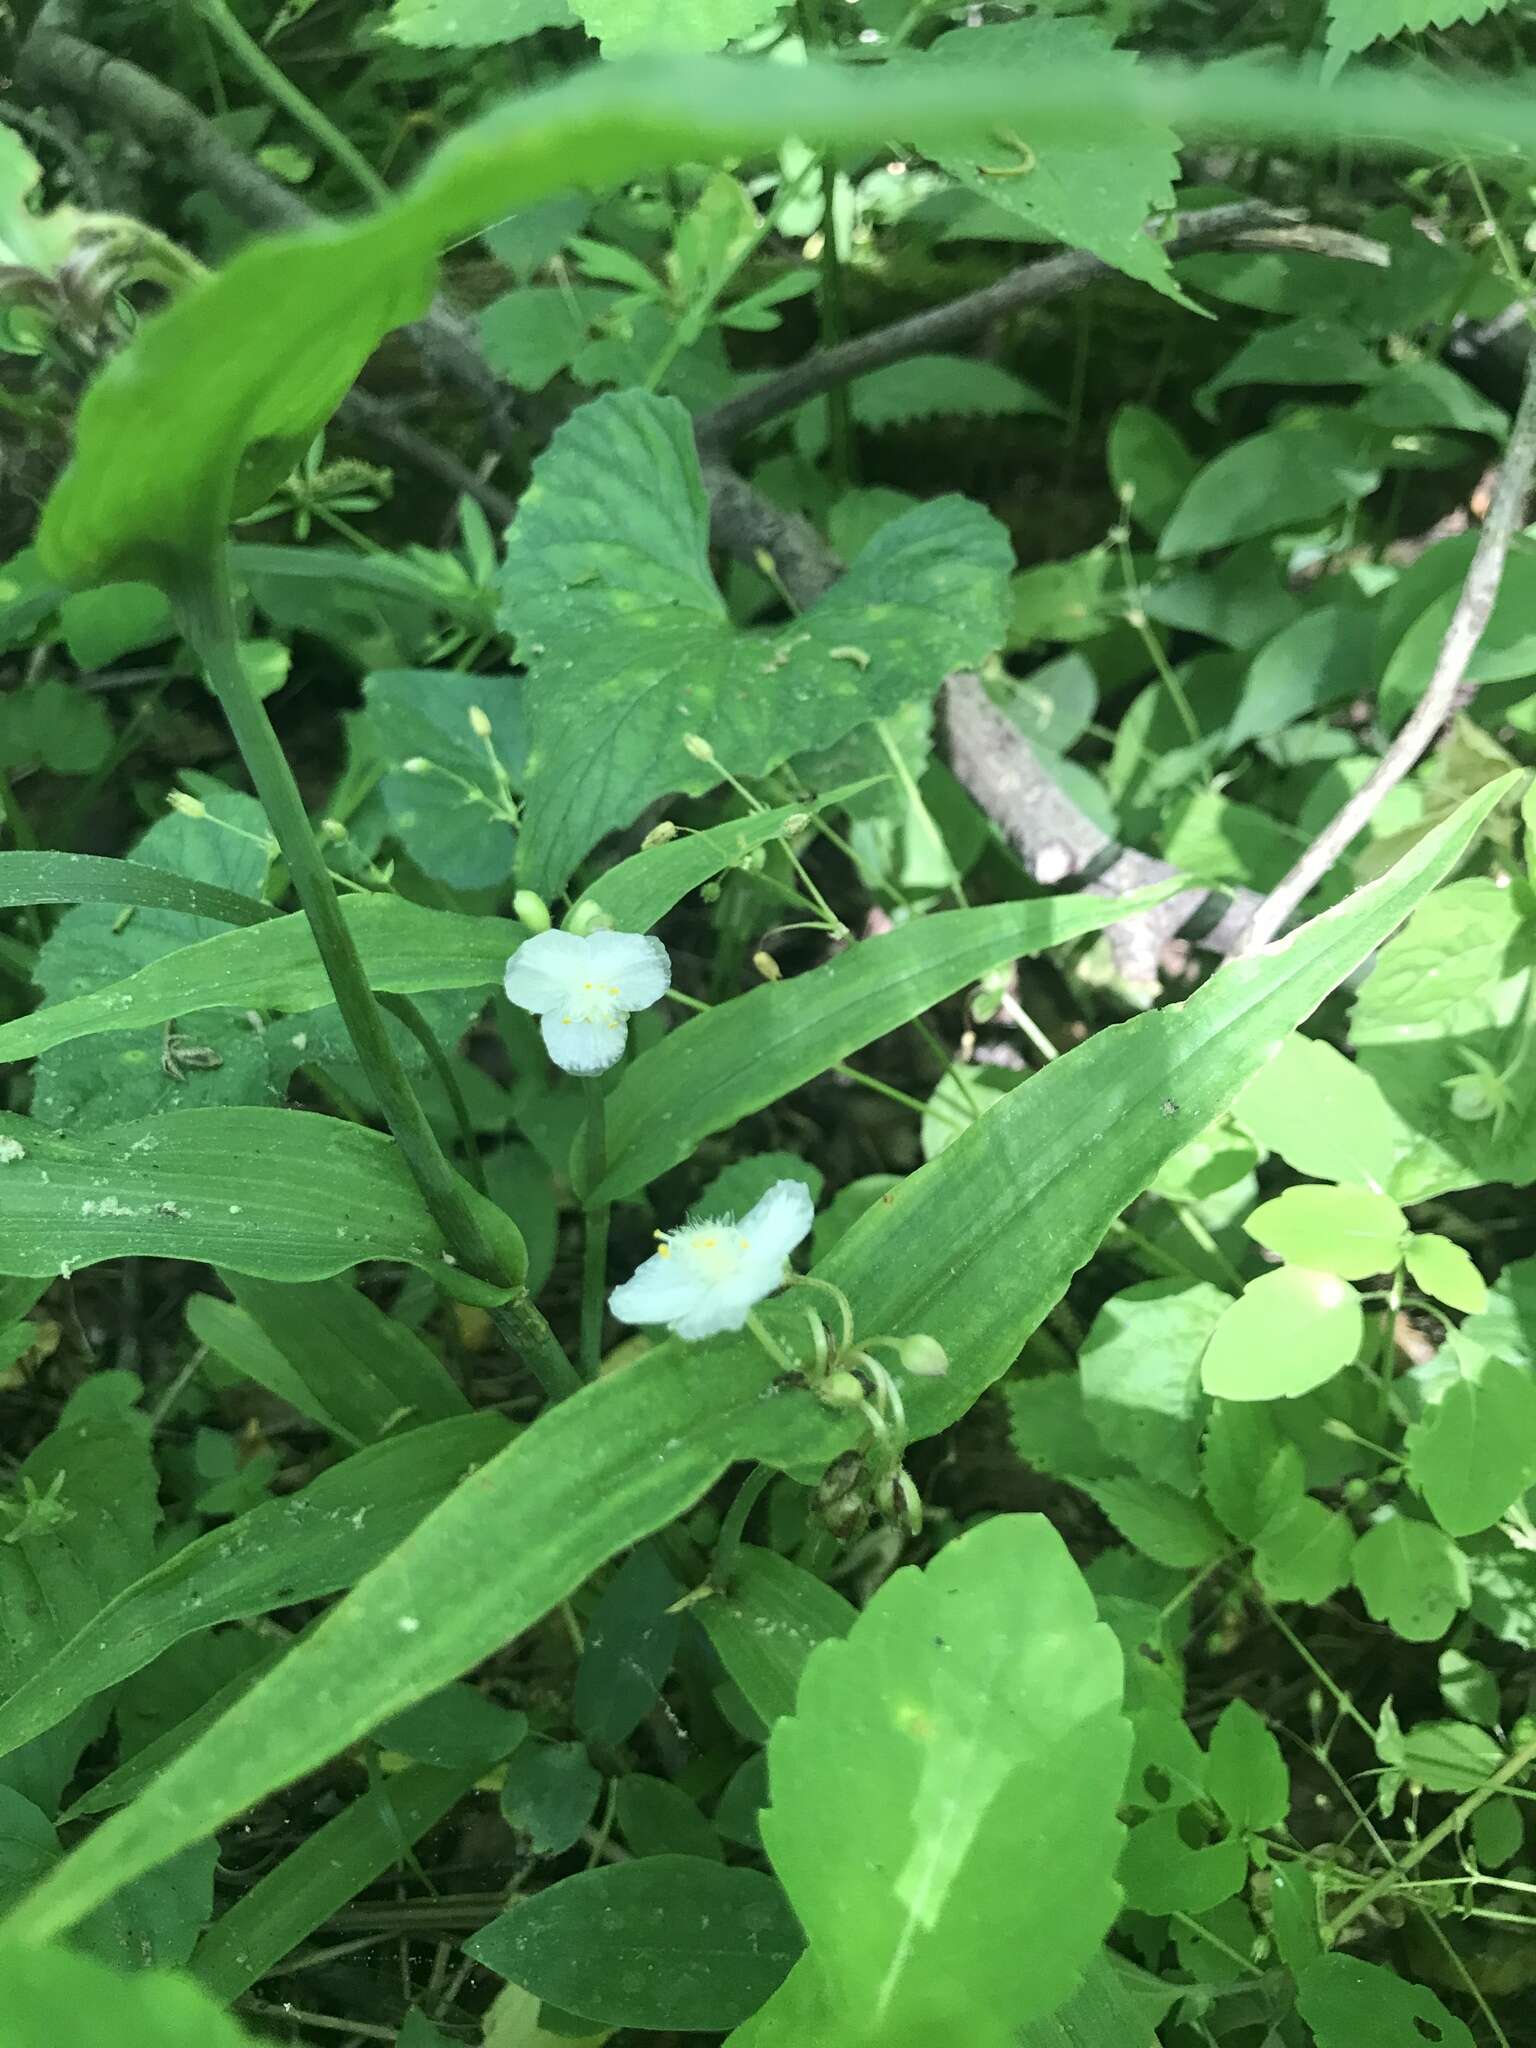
[541,1009,628,1076]
[739,1179,815,1262]
[504,928,593,1014]
[609,1253,706,1328]
[582,930,671,1013]
[671,1287,762,1341]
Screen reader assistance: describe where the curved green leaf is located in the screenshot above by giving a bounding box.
[39,53,1536,591]
[596,891,1176,1202]
[0,895,516,1063]
[0,783,1501,1944]
[0,1942,265,2048]
[0,851,272,926]
[0,1106,470,1282]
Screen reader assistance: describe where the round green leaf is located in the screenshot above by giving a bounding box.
[1201,1267,1364,1400]
[1406,1357,1536,1537]
[1352,1515,1470,1641]
[1244,1184,1406,1280]
[1405,1231,1488,1314]
[1298,1955,1474,2048]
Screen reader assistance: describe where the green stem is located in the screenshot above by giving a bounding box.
[795,0,855,486]
[580,1077,610,1380]
[174,551,579,1407]
[379,991,486,1196]
[711,1463,774,1589]
[192,0,391,207]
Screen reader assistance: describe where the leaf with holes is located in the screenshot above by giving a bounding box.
[501,390,1010,891]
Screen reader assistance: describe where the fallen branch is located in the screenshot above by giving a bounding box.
[694,207,1387,452]
[702,463,1257,989]
[1239,344,1536,954]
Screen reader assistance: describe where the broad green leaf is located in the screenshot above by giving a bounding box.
[194,1761,495,2001]
[1234,1033,1404,1190]
[1226,607,1375,753]
[1,788,1500,1943]
[1206,1700,1288,1833]
[1406,1231,1487,1313]
[1298,1955,1475,2048]
[698,1546,856,1727]
[1465,1253,1536,1363]
[1252,1496,1355,1604]
[1087,1477,1226,1568]
[1107,405,1197,536]
[1007,1375,1121,1487]
[1324,0,1505,79]
[578,0,786,53]
[0,850,271,925]
[479,283,617,389]
[1243,1184,1407,1280]
[0,1378,159,1812]
[483,1986,610,2047]
[1473,1795,1523,1868]
[614,1775,722,1861]
[470,1857,801,2029]
[1406,1357,1536,1537]
[1196,316,1382,419]
[570,785,877,933]
[25,791,272,1132]
[1079,1281,1225,1495]
[215,1270,468,1438]
[1355,358,1507,438]
[571,1545,682,1747]
[0,1416,510,1767]
[1158,415,1381,559]
[1201,1268,1363,1400]
[1380,1715,1505,1795]
[1351,877,1536,1197]
[500,390,1010,890]
[793,354,1060,459]
[1200,1403,1307,1544]
[594,893,1175,1202]
[1352,1515,1470,1641]
[501,1739,602,1855]
[0,895,516,1064]
[0,1942,265,2047]
[918,20,1184,300]
[1118,1812,1246,1915]
[365,669,525,890]
[385,0,575,49]
[762,1516,1130,2044]
[38,52,1536,592]
[1017,1956,1163,2048]
[0,1106,501,1287]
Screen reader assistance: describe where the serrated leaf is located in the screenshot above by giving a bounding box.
[384,0,575,47]
[1118,1812,1246,1915]
[1007,1375,1121,1487]
[1201,1403,1307,1544]
[501,390,1010,890]
[1244,1184,1407,1280]
[761,1516,1130,2042]
[1406,1356,1536,1537]
[580,0,785,53]
[794,353,1059,457]
[1206,1700,1288,1833]
[1352,1515,1470,1641]
[918,20,1185,301]
[1253,1496,1355,1604]
[1324,0,1506,77]
[478,284,616,389]
[1087,1476,1226,1568]
[1079,1282,1223,1495]
[1201,1268,1364,1400]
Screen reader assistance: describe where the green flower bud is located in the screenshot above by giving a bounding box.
[512,889,552,935]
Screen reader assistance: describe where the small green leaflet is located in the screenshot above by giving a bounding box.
[384,0,575,47]
[761,1516,1130,2045]
[1406,1357,1536,1538]
[1352,1515,1470,1642]
[1200,1268,1363,1401]
[0,1107,489,1288]
[915,20,1185,302]
[501,390,1010,891]
[385,0,782,51]
[0,895,515,1064]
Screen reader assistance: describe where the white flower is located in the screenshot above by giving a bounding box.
[503,928,670,1075]
[610,1179,815,1341]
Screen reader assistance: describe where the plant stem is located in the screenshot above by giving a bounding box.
[794,0,855,486]
[192,0,391,207]
[175,552,580,1406]
[711,1463,774,1589]
[580,1077,610,1380]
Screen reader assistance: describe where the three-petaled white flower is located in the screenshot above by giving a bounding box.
[503,928,670,1076]
[610,1179,814,1341]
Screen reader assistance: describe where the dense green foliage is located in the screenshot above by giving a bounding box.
[5,0,1536,2043]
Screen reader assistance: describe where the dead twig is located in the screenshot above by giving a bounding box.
[1239,344,1536,954]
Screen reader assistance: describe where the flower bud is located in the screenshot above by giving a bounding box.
[818,1369,866,1410]
[753,950,781,983]
[894,1334,948,1379]
[167,790,207,819]
[780,812,812,836]
[1447,1076,1497,1122]
[564,899,615,937]
[882,1468,923,1536]
[468,704,493,740]
[815,1450,865,1508]
[682,733,716,763]
[512,889,552,935]
[401,755,432,776]
[642,821,679,849]
[318,816,348,844]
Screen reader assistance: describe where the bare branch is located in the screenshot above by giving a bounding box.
[1239,345,1536,954]
[695,202,1343,453]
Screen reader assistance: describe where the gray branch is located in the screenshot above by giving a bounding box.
[1239,343,1536,953]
